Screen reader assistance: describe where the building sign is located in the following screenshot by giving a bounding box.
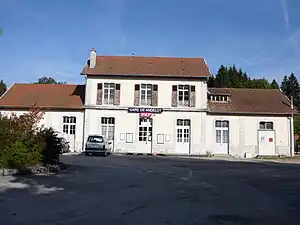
[128,107,163,114]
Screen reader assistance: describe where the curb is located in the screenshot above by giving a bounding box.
[61,152,82,156]
[0,162,69,177]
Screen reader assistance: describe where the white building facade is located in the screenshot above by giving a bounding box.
[0,49,297,157]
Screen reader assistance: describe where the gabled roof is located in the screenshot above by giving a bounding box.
[0,83,85,110]
[81,55,211,77]
[0,84,296,115]
[208,88,298,115]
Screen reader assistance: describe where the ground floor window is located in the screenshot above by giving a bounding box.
[63,116,76,135]
[101,117,115,140]
[259,121,273,130]
[176,119,190,143]
[138,118,152,142]
[215,120,229,144]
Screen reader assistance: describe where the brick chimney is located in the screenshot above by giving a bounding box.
[89,48,97,68]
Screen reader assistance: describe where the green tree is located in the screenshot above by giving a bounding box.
[214,65,230,88]
[248,78,271,89]
[33,76,66,84]
[270,79,279,89]
[280,73,300,107]
[207,76,216,87]
[0,79,7,96]
[212,65,272,88]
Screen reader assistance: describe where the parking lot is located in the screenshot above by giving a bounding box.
[1,154,300,225]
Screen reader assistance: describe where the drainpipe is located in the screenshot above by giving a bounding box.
[290,96,295,157]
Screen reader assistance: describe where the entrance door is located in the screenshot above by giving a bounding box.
[176,119,190,154]
[258,121,275,155]
[215,120,229,154]
[101,117,115,152]
[138,118,152,154]
[62,116,76,151]
[258,130,275,155]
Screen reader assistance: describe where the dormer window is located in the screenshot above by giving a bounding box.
[209,95,229,102]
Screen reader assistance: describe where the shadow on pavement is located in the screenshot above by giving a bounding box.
[1,155,300,224]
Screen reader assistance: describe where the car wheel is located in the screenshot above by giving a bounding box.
[85,152,88,156]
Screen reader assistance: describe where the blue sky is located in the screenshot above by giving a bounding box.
[0,0,300,86]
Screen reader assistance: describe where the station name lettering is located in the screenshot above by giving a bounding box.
[128,107,163,114]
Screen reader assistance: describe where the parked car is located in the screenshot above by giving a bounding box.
[85,134,112,156]
[58,137,70,154]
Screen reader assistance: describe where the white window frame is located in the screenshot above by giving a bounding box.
[209,95,229,102]
[178,85,190,107]
[176,119,191,143]
[259,121,274,130]
[140,84,152,106]
[63,116,76,135]
[101,117,115,140]
[103,83,115,105]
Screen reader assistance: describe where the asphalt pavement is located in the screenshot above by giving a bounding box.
[1,154,300,225]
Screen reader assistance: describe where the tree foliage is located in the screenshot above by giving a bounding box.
[33,76,66,84]
[0,108,63,168]
[0,79,7,96]
[208,65,279,89]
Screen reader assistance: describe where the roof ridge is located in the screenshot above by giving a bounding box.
[208,87,280,91]
[96,55,205,60]
[14,83,83,86]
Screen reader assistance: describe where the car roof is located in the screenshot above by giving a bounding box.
[88,134,105,137]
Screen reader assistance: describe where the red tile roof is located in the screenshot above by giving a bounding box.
[81,55,211,77]
[0,84,296,115]
[0,83,85,110]
[208,88,298,115]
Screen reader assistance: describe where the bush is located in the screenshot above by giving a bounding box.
[0,108,63,169]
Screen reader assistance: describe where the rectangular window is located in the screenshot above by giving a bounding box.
[63,116,76,135]
[178,85,190,106]
[216,130,222,143]
[215,120,229,128]
[138,118,152,142]
[176,119,190,143]
[209,95,229,102]
[103,83,115,105]
[140,84,152,106]
[259,121,273,130]
[101,117,115,140]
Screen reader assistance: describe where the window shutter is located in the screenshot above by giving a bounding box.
[189,85,196,107]
[114,83,121,105]
[134,84,140,106]
[152,84,158,106]
[171,85,177,107]
[96,83,103,105]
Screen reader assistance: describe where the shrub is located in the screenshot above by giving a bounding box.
[0,107,63,168]
[37,127,62,164]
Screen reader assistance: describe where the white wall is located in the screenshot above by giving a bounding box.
[206,114,291,156]
[84,108,207,155]
[0,110,84,152]
[85,76,208,109]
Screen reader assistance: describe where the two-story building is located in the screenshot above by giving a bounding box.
[0,48,297,157]
[81,48,210,155]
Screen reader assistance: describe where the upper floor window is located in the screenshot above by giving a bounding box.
[134,84,158,106]
[178,85,190,107]
[96,83,121,105]
[209,95,229,102]
[172,85,196,107]
[103,83,115,104]
[63,116,76,135]
[259,121,273,130]
[140,84,152,105]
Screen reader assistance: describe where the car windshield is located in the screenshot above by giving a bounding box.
[87,136,104,143]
